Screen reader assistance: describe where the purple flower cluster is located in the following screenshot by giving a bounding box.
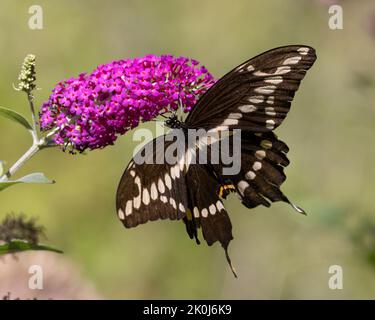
[39,55,215,152]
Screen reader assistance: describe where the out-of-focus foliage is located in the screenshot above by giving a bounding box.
[0,0,374,299]
[0,240,62,255]
[0,213,62,255]
[0,213,45,244]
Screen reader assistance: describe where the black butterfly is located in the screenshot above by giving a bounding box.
[116,45,317,277]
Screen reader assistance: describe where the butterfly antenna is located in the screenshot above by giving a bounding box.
[224,246,238,278]
[178,98,184,121]
[171,109,177,120]
[176,84,185,121]
[172,95,178,118]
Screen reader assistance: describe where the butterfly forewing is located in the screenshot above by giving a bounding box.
[185,45,316,133]
[116,132,234,252]
[116,133,189,228]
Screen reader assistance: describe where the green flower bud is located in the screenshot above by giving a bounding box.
[16,54,36,93]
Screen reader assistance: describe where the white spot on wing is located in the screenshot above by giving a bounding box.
[193,207,200,218]
[228,112,242,119]
[249,96,264,104]
[170,166,176,180]
[150,183,158,200]
[133,177,141,209]
[165,173,172,190]
[245,171,256,180]
[118,208,125,220]
[209,204,216,215]
[169,197,176,209]
[255,150,266,160]
[266,96,275,105]
[265,76,283,84]
[178,203,185,212]
[253,161,262,171]
[158,178,165,193]
[254,66,291,77]
[134,176,141,189]
[201,208,208,218]
[133,196,141,209]
[222,119,238,126]
[266,119,275,129]
[254,85,276,95]
[297,47,310,55]
[283,56,302,65]
[216,201,224,211]
[142,188,150,205]
[265,107,276,116]
[237,180,250,196]
[238,104,256,113]
[125,201,132,216]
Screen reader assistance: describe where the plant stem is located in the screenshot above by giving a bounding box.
[1,143,40,181]
[27,92,38,144]
[0,128,58,182]
[0,91,40,181]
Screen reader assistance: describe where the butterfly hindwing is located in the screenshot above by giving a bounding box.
[185,45,316,133]
[185,163,237,276]
[185,164,233,248]
[207,130,303,214]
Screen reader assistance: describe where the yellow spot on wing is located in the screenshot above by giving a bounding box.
[186,209,193,220]
[218,184,235,197]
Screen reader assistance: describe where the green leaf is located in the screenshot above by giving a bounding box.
[0,240,63,255]
[0,106,33,131]
[0,172,55,191]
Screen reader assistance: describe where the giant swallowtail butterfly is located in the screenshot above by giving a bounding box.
[116,45,317,277]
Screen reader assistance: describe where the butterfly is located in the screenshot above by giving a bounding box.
[116,45,317,277]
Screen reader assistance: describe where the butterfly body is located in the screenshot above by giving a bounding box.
[165,114,184,129]
[116,45,317,277]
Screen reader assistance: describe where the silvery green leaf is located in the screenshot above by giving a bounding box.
[0,106,33,131]
[0,172,55,191]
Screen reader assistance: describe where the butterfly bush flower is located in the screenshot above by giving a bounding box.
[16,54,36,93]
[39,55,215,153]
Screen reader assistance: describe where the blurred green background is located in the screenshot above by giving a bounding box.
[1,0,375,299]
